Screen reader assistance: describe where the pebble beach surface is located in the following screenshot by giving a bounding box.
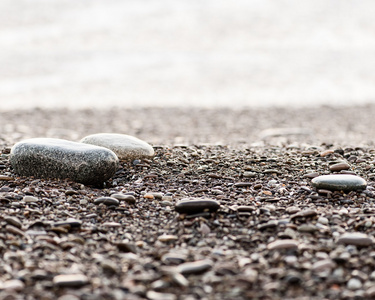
[2,105,375,299]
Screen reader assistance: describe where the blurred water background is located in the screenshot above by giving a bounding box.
[1,0,375,110]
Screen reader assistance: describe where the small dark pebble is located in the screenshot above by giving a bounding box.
[175,199,220,214]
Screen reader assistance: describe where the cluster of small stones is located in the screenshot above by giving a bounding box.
[9,134,154,185]
[2,143,375,299]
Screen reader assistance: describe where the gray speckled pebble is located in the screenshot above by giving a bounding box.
[311,174,367,192]
[10,138,118,185]
[80,133,154,160]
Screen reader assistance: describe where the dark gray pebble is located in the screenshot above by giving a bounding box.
[175,198,220,214]
[94,197,120,206]
[311,174,367,192]
[10,138,119,185]
[54,218,82,228]
[176,259,213,275]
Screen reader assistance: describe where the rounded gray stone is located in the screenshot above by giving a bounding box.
[80,133,154,160]
[337,232,373,246]
[175,198,220,214]
[311,174,367,192]
[10,138,119,185]
[94,197,120,206]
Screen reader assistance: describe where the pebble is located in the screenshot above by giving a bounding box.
[54,218,82,228]
[23,195,39,202]
[94,197,120,206]
[0,175,14,181]
[267,239,299,250]
[4,216,22,228]
[311,174,367,192]
[3,279,25,291]
[53,274,89,287]
[158,235,179,242]
[80,133,154,160]
[329,162,350,172]
[338,232,373,246]
[175,198,220,214]
[312,259,336,272]
[10,138,119,185]
[111,193,136,204]
[176,259,213,275]
[347,278,362,290]
[146,291,176,300]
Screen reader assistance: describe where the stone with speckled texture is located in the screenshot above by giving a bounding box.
[311,174,367,192]
[80,133,154,160]
[10,138,118,185]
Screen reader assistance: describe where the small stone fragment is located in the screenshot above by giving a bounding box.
[175,198,220,214]
[80,133,154,160]
[311,174,367,192]
[10,138,119,185]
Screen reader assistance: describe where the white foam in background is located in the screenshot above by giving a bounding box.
[1,0,375,110]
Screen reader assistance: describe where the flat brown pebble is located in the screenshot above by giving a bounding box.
[330,162,350,172]
[0,175,14,181]
[94,197,119,206]
[303,172,320,178]
[175,198,220,214]
[176,259,213,275]
[337,232,373,246]
[267,239,299,250]
[53,274,89,287]
[320,149,334,157]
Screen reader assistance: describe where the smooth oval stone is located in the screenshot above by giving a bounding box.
[10,138,118,185]
[329,162,350,172]
[94,197,119,206]
[337,232,373,246]
[176,259,213,275]
[53,274,89,287]
[175,198,220,214]
[267,239,299,250]
[80,133,154,160]
[311,174,367,192]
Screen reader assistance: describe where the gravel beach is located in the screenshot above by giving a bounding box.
[1,105,375,299]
